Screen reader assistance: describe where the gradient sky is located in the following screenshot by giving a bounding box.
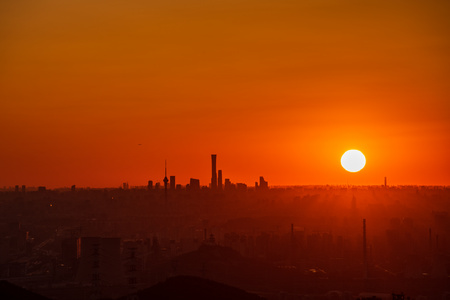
[1,0,449,188]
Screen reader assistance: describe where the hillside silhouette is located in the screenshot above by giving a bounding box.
[116,275,265,300]
[0,280,51,300]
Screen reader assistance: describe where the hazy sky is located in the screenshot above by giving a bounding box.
[1,0,449,187]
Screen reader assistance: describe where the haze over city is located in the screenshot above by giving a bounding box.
[0,1,449,300]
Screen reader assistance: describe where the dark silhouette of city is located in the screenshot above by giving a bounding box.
[0,154,449,300]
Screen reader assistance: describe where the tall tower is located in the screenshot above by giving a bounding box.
[211,154,217,189]
[218,170,223,190]
[163,160,169,202]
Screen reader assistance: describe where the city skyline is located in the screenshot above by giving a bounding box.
[1,151,449,190]
[1,151,441,190]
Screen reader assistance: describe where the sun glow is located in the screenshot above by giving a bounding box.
[341,150,366,172]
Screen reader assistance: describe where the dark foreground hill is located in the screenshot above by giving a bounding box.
[154,245,278,291]
[0,280,50,300]
[117,275,265,300]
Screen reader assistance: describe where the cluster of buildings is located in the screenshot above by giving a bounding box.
[6,154,269,194]
[144,154,269,194]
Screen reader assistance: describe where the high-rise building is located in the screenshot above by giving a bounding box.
[211,154,217,189]
[259,176,268,189]
[170,176,176,190]
[224,178,231,190]
[218,170,223,190]
[147,180,153,190]
[190,178,200,190]
[76,237,124,286]
[123,239,150,287]
[236,183,247,191]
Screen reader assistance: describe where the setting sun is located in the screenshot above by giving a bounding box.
[341,150,366,173]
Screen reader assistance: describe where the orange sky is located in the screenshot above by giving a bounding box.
[1,0,449,188]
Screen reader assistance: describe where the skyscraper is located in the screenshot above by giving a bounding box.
[218,170,223,190]
[170,176,176,190]
[259,176,268,189]
[211,154,217,189]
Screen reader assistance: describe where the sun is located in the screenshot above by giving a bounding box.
[341,150,366,172]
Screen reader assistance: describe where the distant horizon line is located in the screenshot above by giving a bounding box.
[1,184,448,191]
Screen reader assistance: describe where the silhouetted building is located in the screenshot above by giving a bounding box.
[150,236,161,263]
[189,178,200,190]
[255,176,269,189]
[147,180,153,190]
[170,176,176,190]
[236,183,247,191]
[71,185,76,192]
[76,237,124,286]
[224,179,231,190]
[218,170,223,190]
[211,154,217,189]
[122,182,129,190]
[14,185,19,193]
[123,239,150,287]
[61,238,78,269]
[205,234,216,245]
[21,185,26,193]
[259,177,268,189]
[37,186,46,192]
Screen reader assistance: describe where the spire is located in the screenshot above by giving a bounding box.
[163,160,169,184]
